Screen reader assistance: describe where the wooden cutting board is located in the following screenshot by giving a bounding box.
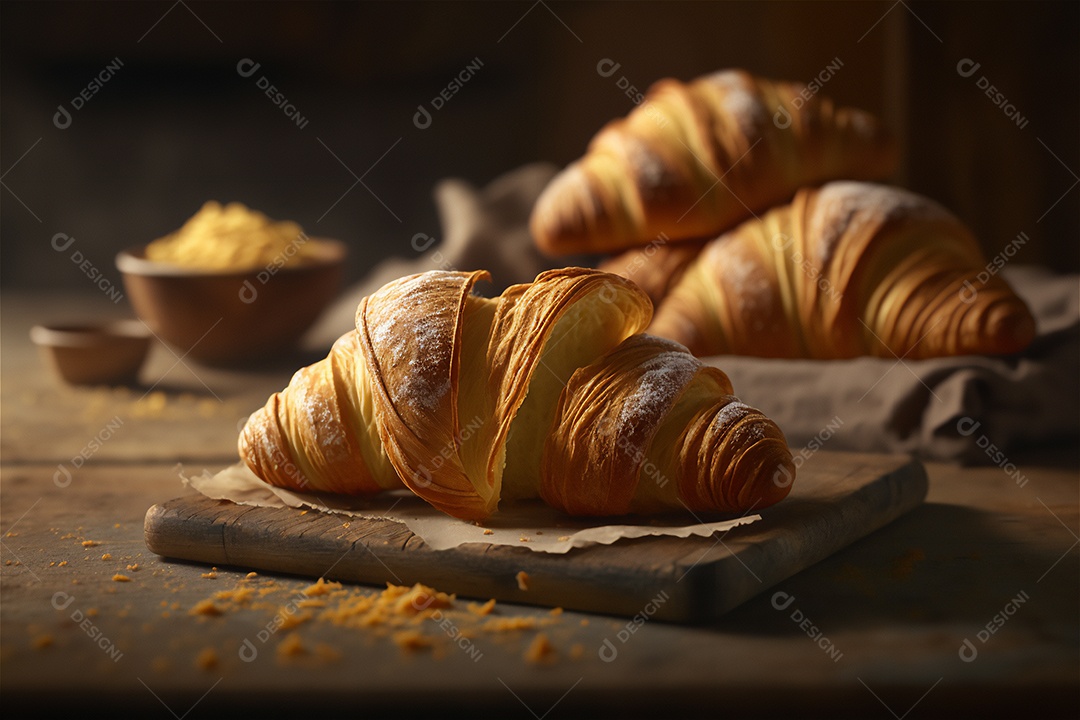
[144,451,927,623]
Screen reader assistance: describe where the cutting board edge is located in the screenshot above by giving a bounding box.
[142,454,932,623]
[672,456,930,622]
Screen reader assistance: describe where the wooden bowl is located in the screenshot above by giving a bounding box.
[31,320,151,386]
[115,239,346,366]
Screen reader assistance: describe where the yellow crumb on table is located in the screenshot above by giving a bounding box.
[81,540,100,548]
[524,633,555,663]
[482,529,494,536]
[196,647,219,671]
[392,630,432,652]
[278,612,311,630]
[516,571,530,591]
[557,535,570,542]
[245,571,258,578]
[468,598,496,616]
[5,531,17,537]
[214,587,255,605]
[58,561,68,567]
[189,599,224,617]
[86,608,99,617]
[549,607,563,616]
[172,577,559,663]
[393,584,453,615]
[482,616,542,632]
[111,574,131,583]
[580,619,589,627]
[32,635,54,650]
[277,632,306,659]
[302,577,342,597]
[126,563,140,571]
[201,572,218,579]
[101,553,112,561]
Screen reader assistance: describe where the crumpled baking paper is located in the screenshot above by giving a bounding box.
[181,463,760,555]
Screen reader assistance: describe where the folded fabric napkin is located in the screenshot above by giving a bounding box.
[708,265,1078,463]
[307,163,1079,464]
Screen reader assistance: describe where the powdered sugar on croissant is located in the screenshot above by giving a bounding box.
[648,182,1036,359]
[239,268,795,520]
[531,69,897,256]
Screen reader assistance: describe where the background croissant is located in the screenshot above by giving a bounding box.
[530,69,897,257]
[638,182,1036,359]
[239,269,795,521]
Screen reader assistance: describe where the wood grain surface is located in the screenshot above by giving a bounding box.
[144,452,929,623]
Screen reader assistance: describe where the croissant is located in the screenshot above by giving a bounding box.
[598,237,709,308]
[644,182,1036,359]
[239,268,795,521]
[531,68,897,256]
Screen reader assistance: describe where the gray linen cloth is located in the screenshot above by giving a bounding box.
[307,163,1079,463]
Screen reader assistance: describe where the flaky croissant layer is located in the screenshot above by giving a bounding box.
[531,69,897,256]
[644,182,1037,360]
[239,268,795,521]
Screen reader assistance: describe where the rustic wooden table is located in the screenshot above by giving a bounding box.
[2,292,1077,718]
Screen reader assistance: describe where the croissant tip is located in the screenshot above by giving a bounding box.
[724,436,795,513]
[986,302,1037,355]
[530,165,610,256]
[761,454,797,507]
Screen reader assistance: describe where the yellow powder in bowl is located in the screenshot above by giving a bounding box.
[145,201,321,270]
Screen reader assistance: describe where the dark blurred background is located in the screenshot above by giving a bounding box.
[2,0,1077,295]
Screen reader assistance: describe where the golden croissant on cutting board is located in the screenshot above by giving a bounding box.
[530,69,897,256]
[239,269,795,521]
[637,182,1036,359]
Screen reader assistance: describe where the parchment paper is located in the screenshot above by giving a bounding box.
[182,463,760,554]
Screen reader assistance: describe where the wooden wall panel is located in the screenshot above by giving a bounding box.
[0,1,1075,292]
